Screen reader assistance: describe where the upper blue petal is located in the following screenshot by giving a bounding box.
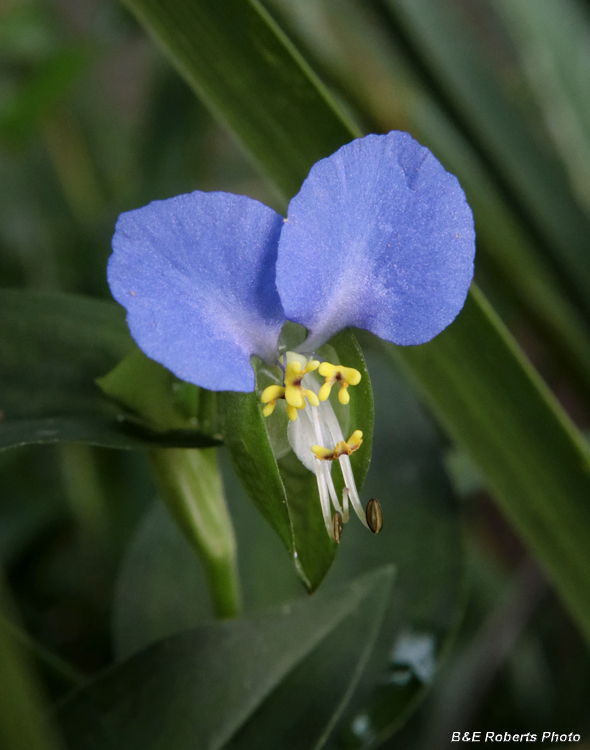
[276,131,475,349]
[108,191,285,392]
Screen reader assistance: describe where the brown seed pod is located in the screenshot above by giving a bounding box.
[366,498,383,534]
[333,511,344,544]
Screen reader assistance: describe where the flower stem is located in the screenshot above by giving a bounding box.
[0,579,64,750]
[148,448,241,619]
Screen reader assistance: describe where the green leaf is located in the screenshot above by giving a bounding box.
[221,329,373,591]
[58,567,394,750]
[113,351,462,744]
[390,287,590,641]
[216,568,393,750]
[409,98,590,395]
[0,290,219,450]
[113,501,217,658]
[122,0,359,203]
[374,0,590,323]
[0,48,88,147]
[0,289,131,449]
[490,0,590,215]
[0,4,59,64]
[124,0,590,640]
[0,448,65,565]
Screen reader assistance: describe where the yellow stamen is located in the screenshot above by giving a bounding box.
[318,362,361,404]
[261,356,356,421]
[260,384,286,417]
[311,430,363,461]
[282,359,320,415]
[259,359,320,419]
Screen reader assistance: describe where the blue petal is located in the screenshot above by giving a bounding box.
[108,191,285,392]
[276,131,475,349]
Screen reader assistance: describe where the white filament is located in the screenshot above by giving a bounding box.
[341,487,350,524]
[286,368,367,535]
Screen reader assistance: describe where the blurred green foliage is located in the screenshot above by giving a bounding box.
[2,0,590,748]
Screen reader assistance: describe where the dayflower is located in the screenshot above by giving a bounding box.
[108,131,475,542]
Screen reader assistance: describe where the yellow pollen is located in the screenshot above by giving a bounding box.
[311,430,363,461]
[318,362,361,404]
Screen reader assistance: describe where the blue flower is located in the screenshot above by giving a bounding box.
[108,131,475,539]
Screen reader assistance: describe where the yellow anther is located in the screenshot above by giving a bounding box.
[287,405,299,421]
[261,385,285,404]
[317,362,361,404]
[311,444,335,459]
[285,360,320,381]
[263,402,276,417]
[305,390,320,407]
[311,430,363,461]
[347,430,363,451]
[260,384,286,418]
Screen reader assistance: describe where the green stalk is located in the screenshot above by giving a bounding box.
[0,581,64,750]
[149,448,241,619]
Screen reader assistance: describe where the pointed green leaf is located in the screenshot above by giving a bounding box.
[224,569,391,750]
[410,99,590,394]
[113,501,217,659]
[491,0,590,214]
[58,567,394,750]
[121,0,358,202]
[389,288,590,640]
[0,289,132,450]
